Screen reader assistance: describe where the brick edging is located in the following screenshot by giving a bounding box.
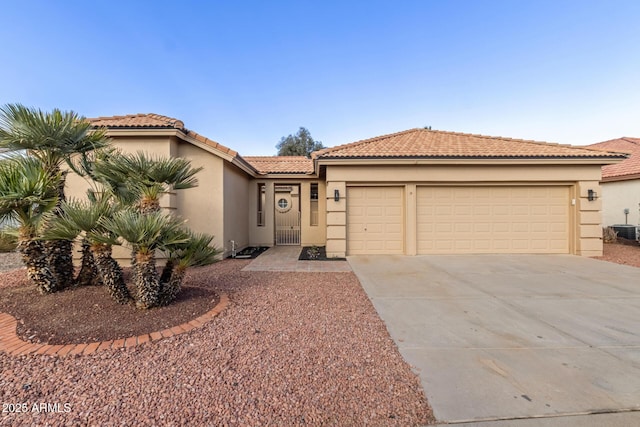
[0,293,229,357]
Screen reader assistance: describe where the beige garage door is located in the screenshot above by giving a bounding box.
[417,186,569,254]
[347,187,404,255]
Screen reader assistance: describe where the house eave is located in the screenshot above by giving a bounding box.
[601,173,640,183]
[97,127,259,177]
[316,156,627,167]
[98,128,181,138]
[256,172,318,179]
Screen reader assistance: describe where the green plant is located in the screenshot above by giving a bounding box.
[603,226,618,243]
[0,156,59,293]
[308,245,321,259]
[0,229,17,252]
[0,103,110,289]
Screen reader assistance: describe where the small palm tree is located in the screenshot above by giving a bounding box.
[158,233,221,306]
[101,210,190,309]
[44,195,133,304]
[0,104,110,289]
[92,151,202,213]
[92,151,203,287]
[0,157,59,293]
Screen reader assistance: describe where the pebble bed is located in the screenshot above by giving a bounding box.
[0,258,433,426]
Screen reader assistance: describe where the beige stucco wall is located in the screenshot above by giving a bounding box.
[223,163,250,256]
[300,180,326,246]
[600,180,640,227]
[65,134,232,263]
[176,142,225,257]
[323,163,605,258]
[249,181,275,246]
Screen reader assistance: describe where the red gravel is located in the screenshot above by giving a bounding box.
[594,241,640,268]
[0,259,433,426]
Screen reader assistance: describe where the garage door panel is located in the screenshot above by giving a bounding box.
[347,187,404,255]
[417,186,569,254]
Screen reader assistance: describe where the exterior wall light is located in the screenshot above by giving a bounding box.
[334,189,340,202]
[587,189,598,201]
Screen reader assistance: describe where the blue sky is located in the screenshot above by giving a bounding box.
[2,1,640,155]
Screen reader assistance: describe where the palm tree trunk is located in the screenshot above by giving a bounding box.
[131,197,160,288]
[44,239,75,289]
[135,251,160,309]
[44,170,75,289]
[75,238,103,287]
[91,244,132,305]
[159,258,175,284]
[157,264,186,307]
[17,239,58,294]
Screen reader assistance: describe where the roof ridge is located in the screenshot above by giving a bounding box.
[316,127,627,159]
[315,127,624,158]
[586,137,640,153]
[426,128,575,148]
[244,155,311,160]
[87,113,243,163]
[312,128,421,158]
[88,113,185,129]
[621,137,640,145]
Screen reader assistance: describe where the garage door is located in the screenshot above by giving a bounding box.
[347,187,404,255]
[417,186,569,254]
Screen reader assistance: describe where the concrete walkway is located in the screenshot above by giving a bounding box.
[349,254,640,425]
[242,246,351,272]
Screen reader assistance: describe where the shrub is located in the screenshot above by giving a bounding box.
[603,226,618,243]
[0,230,17,252]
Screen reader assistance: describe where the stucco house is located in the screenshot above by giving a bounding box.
[67,114,625,259]
[586,137,640,228]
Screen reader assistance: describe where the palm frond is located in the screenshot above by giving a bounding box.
[0,104,109,166]
[100,210,189,251]
[90,150,143,205]
[43,194,119,242]
[166,232,221,268]
[0,157,58,228]
[88,151,203,209]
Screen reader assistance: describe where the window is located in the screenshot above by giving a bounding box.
[310,183,319,226]
[278,198,289,209]
[257,184,265,226]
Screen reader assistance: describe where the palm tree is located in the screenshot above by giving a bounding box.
[92,151,203,287]
[158,233,220,306]
[44,195,133,304]
[0,157,59,293]
[101,210,190,309]
[0,104,110,289]
[92,151,202,214]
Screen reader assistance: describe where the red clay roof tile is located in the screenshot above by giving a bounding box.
[87,113,238,157]
[313,128,626,159]
[586,137,640,180]
[243,156,314,174]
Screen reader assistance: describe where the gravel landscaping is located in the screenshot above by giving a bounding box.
[0,257,433,426]
[0,262,221,344]
[595,240,640,268]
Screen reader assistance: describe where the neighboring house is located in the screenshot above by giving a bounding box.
[66,114,625,259]
[586,137,640,227]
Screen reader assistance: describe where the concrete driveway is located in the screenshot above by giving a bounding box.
[348,255,640,424]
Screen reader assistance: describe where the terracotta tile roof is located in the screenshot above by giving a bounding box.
[243,156,314,174]
[586,137,640,180]
[87,113,238,157]
[313,128,627,160]
[88,113,185,129]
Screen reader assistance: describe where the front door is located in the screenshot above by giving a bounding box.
[275,185,301,245]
